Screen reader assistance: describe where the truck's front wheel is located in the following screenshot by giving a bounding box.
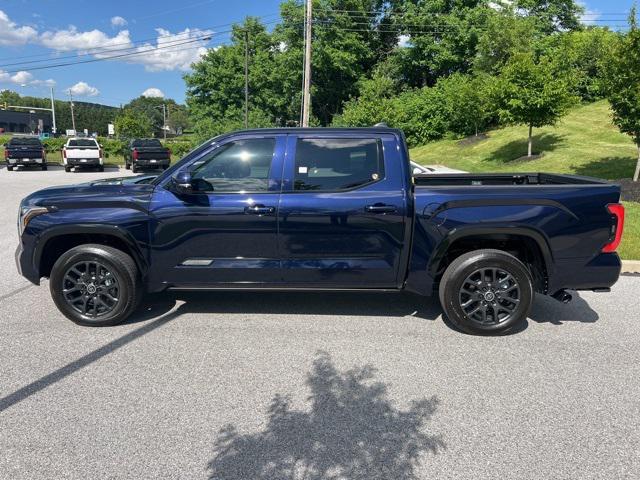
[50,244,140,326]
[439,249,533,335]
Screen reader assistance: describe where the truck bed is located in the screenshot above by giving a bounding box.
[414,172,611,186]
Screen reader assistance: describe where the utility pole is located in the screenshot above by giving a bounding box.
[162,103,167,140]
[244,28,249,129]
[50,87,57,135]
[301,0,312,127]
[68,91,76,133]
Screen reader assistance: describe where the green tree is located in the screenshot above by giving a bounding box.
[474,12,540,75]
[114,109,153,139]
[166,104,191,135]
[495,52,577,158]
[437,73,497,137]
[385,0,491,88]
[513,0,584,33]
[606,7,640,181]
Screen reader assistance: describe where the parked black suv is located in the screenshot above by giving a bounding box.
[124,139,171,173]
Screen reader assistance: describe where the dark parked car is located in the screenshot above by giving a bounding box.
[124,139,171,173]
[4,136,47,171]
[16,128,624,334]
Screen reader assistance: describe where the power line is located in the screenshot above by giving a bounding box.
[1,37,214,74]
[0,19,288,74]
[0,13,281,64]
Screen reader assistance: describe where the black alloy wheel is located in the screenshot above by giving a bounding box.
[439,249,533,335]
[62,260,120,318]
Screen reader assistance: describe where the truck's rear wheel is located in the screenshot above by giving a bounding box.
[438,249,533,335]
[64,166,71,172]
[50,244,140,326]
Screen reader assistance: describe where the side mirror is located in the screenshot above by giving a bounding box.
[171,170,194,194]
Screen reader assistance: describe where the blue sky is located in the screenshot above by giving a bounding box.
[0,0,635,106]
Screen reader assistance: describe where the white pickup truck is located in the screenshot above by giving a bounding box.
[62,138,104,172]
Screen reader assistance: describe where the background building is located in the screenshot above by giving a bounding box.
[0,109,53,134]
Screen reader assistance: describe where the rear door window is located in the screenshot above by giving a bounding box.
[294,138,384,191]
[68,139,98,147]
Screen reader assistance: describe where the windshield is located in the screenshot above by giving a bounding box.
[9,137,41,146]
[68,139,98,147]
[132,139,162,148]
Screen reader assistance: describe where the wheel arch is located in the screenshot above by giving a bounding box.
[429,226,553,294]
[36,225,148,280]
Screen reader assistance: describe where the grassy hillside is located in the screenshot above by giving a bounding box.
[411,100,640,260]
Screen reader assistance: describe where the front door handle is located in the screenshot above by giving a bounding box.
[244,204,275,215]
[365,203,397,214]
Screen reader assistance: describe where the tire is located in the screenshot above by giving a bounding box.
[98,165,104,172]
[131,164,138,173]
[42,164,48,171]
[438,249,533,335]
[64,166,71,172]
[7,166,13,171]
[125,162,131,170]
[49,244,140,326]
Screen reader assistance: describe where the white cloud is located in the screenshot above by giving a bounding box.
[141,87,164,98]
[10,71,33,84]
[40,27,132,53]
[0,10,38,46]
[126,28,212,72]
[0,69,55,88]
[111,16,128,28]
[31,78,56,87]
[66,81,100,97]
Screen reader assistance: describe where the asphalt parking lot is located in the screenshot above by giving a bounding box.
[1,165,639,480]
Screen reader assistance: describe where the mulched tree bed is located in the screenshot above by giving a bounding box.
[457,133,489,146]
[612,178,640,203]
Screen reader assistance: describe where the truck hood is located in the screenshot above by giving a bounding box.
[20,180,156,211]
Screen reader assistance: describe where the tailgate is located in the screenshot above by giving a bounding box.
[7,147,43,158]
[135,148,170,160]
[65,147,100,158]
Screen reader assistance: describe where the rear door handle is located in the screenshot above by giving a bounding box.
[244,204,275,215]
[365,204,397,214]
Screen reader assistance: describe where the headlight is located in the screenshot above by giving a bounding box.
[18,206,50,236]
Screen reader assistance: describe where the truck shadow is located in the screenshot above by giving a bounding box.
[206,351,444,480]
[130,289,599,330]
[528,292,599,325]
[131,291,443,323]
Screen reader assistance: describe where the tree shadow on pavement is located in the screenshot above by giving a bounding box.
[207,351,444,480]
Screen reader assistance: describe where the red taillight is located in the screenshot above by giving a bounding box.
[602,203,625,253]
[133,149,139,160]
[99,149,103,158]
[62,148,66,159]
[3,149,8,159]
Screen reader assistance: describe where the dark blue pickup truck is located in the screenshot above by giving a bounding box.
[16,128,625,334]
